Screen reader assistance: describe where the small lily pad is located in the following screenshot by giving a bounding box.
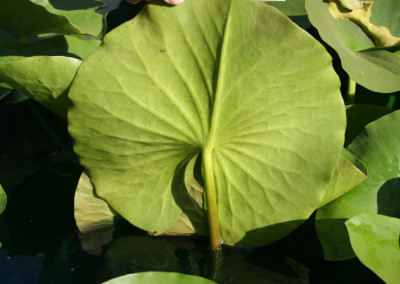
[346,213,400,284]
[103,272,216,284]
[316,110,400,260]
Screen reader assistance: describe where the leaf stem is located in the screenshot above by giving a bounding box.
[386,94,396,109]
[347,78,356,104]
[202,148,221,251]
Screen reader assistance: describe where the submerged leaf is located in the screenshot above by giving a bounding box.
[316,110,400,260]
[68,0,345,246]
[346,213,400,284]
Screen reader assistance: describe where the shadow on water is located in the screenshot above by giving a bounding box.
[237,220,304,248]
[377,178,400,249]
[377,178,400,219]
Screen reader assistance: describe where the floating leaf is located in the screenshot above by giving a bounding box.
[346,213,400,284]
[0,35,99,117]
[0,0,104,37]
[0,56,81,119]
[316,110,400,260]
[103,272,216,284]
[370,0,400,38]
[345,104,394,146]
[0,36,101,60]
[327,1,400,47]
[305,0,400,93]
[79,226,115,256]
[74,172,117,233]
[68,0,345,247]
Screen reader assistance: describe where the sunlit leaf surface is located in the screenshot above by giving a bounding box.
[0,56,81,119]
[69,0,345,246]
[346,213,400,284]
[318,149,367,208]
[317,111,400,260]
[74,172,116,233]
[305,0,400,93]
[370,0,400,38]
[103,272,216,284]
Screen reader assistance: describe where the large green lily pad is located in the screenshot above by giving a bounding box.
[316,110,400,260]
[68,0,345,246]
[346,213,400,284]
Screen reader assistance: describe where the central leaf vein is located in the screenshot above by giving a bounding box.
[206,1,233,150]
[175,16,211,140]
